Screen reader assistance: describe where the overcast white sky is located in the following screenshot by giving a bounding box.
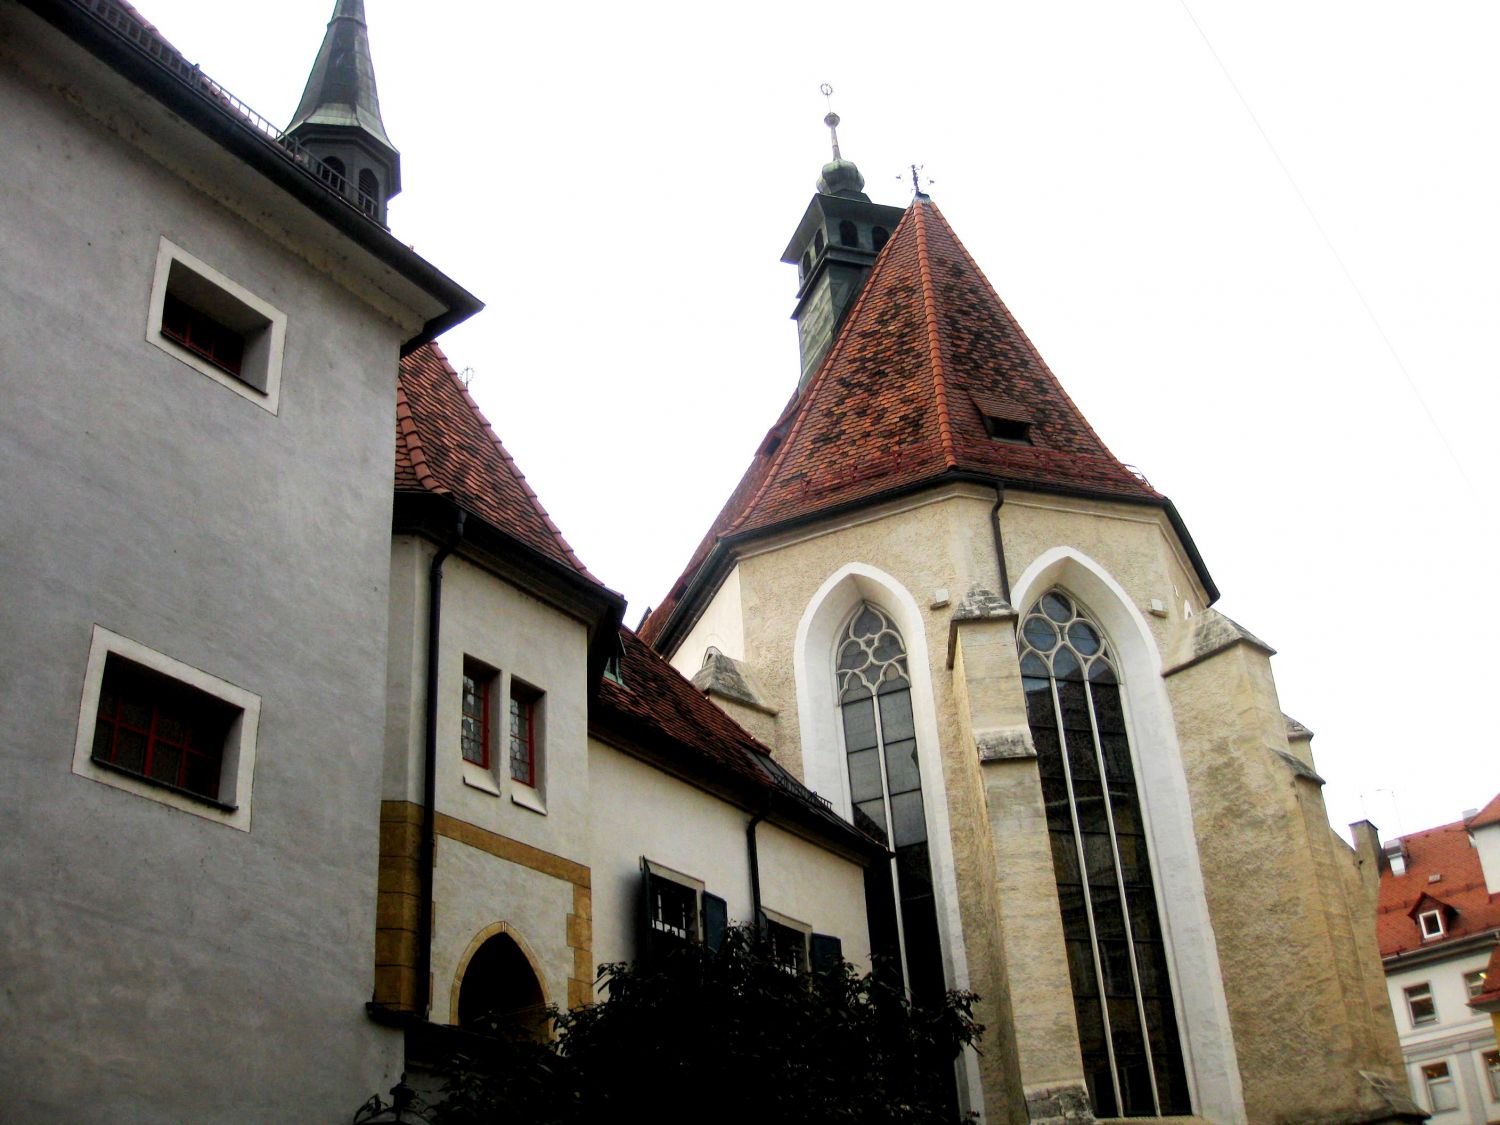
[135,0,1497,840]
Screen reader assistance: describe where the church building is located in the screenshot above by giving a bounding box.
[640,114,1419,1124]
[0,0,1420,1122]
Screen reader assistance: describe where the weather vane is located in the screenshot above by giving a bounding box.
[819,82,843,161]
[901,163,934,197]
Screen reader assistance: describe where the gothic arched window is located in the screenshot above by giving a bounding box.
[837,603,944,1001]
[1020,590,1190,1117]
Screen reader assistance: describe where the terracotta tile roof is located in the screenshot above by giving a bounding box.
[1469,942,1500,1010]
[640,198,1161,646]
[1378,809,1500,959]
[1468,792,1500,830]
[396,343,596,580]
[594,629,881,856]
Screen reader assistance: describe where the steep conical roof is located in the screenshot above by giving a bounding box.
[643,198,1198,647]
[287,0,395,153]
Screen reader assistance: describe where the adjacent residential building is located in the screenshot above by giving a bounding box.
[1375,795,1500,1122]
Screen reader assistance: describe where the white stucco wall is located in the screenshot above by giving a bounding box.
[588,740,871,972]
[0,10,436,1118]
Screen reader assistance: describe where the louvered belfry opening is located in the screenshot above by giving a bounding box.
[1019,590,1191,1117]
[836,604,945,1003]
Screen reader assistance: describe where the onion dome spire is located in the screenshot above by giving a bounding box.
[815,84,868,200]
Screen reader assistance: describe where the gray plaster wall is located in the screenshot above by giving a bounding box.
[0,26,410,1121]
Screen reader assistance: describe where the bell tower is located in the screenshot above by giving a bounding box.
[286,0,401,225]
[781,87,905,390]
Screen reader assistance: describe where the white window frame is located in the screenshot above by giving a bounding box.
[146,238,287,413]
[72,625,260,831]
[1483,1050,1500,1101]
[1421,1061,1458,1113]
[1405,982,1438,1027]
[1418,908,1445,939]
[1465,969,1487,999]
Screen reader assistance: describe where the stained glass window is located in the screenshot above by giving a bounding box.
[837,603,945,1002]
[1020,589,1190,1117]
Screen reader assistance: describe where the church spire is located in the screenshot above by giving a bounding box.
[781,87,904,389]
[286,0,401,224]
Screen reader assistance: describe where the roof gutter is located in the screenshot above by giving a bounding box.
[652,469,1217,655]
[21,0,483,352]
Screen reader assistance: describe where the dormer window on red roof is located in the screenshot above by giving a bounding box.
[1418,908,1445,939]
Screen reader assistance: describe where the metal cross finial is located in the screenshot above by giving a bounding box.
[820,82,842,161]
[903,163,934,198]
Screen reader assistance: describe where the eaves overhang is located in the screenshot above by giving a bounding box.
[1381,926,1500,971]
[587,709,887,867]
[393,491,626,697]
[650,468,1219,657]
[19,0,482,353]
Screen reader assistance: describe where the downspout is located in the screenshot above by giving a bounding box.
[991,482,1012,607]
[747,805,768,939]
[418,510,465,1020]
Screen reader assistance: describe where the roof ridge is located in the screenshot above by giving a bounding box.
[724,202,917,537]
[394,381,447,495]
[431,347,595,579]
[924,201,1150,489]
[913,202,959,469]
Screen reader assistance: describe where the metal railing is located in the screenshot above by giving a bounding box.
[71,0,384,223]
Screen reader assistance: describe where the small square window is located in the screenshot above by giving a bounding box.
[1466,969,1487,999]
[1405,982,1437,1027]
[761,908,812,975]
[1419,909,1445,939]
[1422,1061,1458,1113]
[641,859,706,962]
[146,239,286,413]
[73,626,259,831]
[1484,1050,1500,1100]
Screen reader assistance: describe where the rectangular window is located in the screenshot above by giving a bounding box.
[1419,909,1445,939]
[1422,1062,1458,1113]
[146,239,286,412]
[1485,1050,1500,1100]
[91,656,235,801]
[1406,983,1438,1027]
[1465,970,1487,999]
[509,683,540,788]
[641,859,705,962]
[461,661,494,769]
[761,908,812,975]
[73,625,260,831]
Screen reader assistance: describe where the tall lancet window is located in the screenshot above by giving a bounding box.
[1019,590,1190,1118]
[837,604,945,1001]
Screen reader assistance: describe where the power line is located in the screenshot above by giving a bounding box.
[1176,0,1473,493]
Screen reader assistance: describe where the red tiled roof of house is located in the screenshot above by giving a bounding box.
[1469,942,1500,1010]
[1468,792,1500,830]
[1378,812,1500,959]
[640,197,1161,646]
[594,629,881,856]
[397,343,595,580]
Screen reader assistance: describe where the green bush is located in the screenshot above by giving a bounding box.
[435,926,982,1124]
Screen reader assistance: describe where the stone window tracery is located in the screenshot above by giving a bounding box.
[836,603,944,1001]
[1020,589,1190,1117]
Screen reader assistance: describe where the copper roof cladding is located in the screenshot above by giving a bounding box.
[397,344,595,580]
[1377,809,1500,959]
[641,197,1182,647]
[593,630,884,860]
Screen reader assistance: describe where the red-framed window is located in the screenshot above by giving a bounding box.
[90,658,231,801]
[461,663,493,768]
[160,292,245,376]
[509,688,538,787]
